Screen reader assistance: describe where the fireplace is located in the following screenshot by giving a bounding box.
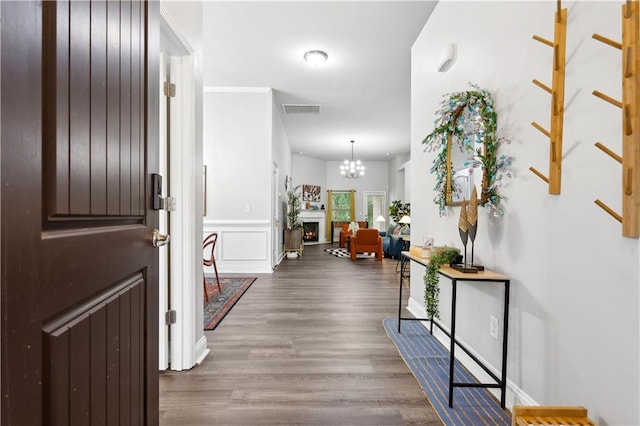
[298,210,326,244]
[303,221,319,242]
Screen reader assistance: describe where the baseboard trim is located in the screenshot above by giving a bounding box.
[194,335,210,366]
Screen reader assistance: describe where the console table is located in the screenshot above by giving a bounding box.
[397,251,510,409]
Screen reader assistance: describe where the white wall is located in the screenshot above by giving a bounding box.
[204,90,272,219]
[203,89,273,273]
[410,2,639,424]
[291,156,393,222]
[292,154,327,207]
[272,98,293,260]
[388,153,409,205]
[326,160,389,222]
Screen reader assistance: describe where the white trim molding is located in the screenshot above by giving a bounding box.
[203,219,274,273]
[194,336,210,366]
[203,86,271,94]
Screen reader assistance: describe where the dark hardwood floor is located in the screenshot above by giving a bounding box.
[159,244,441,425]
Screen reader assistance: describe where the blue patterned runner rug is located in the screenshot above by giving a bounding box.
[383,317,511,425]
[204,277,256,330]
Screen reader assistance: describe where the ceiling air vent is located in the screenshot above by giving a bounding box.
[282,104,321,115]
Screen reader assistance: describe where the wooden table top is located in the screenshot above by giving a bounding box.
[401,251,509,281]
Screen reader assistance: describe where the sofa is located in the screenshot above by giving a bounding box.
[381,222,409,259]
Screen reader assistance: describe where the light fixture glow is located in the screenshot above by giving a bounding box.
[304,50,328,67]
[339,140,365,179]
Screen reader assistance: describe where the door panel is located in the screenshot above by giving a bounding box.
[45,0,145,219]
[43,274,145,424]
[1,1,159,424]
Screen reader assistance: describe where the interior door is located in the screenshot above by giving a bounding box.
[1,1,159,424]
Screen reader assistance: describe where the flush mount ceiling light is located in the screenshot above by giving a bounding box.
[304,50,328,67]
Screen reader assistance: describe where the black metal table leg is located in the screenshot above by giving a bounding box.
[448,278,458,408]
[500,280,510,409]
[398,255,404,333]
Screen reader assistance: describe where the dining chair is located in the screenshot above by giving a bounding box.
[203,232,222,301]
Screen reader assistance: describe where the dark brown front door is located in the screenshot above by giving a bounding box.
[1,1,160,424]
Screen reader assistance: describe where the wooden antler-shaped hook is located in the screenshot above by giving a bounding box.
[595,142,623,163]
[595,200,623,223]
[592,33,623,50]
[531,121,551,138]
[592,90,623,108]
[625,168,633,196]
[625,47,633,78]
[624,105,633,135]
[532,79,552,93]
[529,167,549,183]
[533,34,554,47]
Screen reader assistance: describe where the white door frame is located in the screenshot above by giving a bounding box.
[158,51,169,370]
[363,191,387,231]
[159,7,207,371]
[272,163,280,269]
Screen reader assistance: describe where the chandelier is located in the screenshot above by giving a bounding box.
[340,140,365,179]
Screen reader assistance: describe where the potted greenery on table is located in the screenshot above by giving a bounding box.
[285,185,303,258]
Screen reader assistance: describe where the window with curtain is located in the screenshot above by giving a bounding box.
[331,191,351,221]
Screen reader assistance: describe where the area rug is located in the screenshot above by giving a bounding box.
[203,277,256,330]
[383,317,511,426]
[324,247,375,259]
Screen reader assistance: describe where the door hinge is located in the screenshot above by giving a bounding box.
[165,310,177,325]
[164,81,176,98]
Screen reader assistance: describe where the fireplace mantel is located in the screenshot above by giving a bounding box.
[299,210,327,244]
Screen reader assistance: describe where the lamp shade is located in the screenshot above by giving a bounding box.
[399,215,411,224]
[375,215,386,223]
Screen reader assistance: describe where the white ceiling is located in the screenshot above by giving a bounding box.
[202,1,437,161]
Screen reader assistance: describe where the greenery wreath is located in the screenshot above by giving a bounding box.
[421,83,513,217]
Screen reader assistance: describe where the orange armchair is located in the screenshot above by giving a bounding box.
[349,228,383,261]
[339,221,368,247]
[339,223,351,248]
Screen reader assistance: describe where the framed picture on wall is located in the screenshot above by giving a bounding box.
[302,185,321,202]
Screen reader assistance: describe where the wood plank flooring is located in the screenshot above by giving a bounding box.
[159,244,441,425]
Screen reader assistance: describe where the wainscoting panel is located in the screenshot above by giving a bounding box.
[203,219,273,274]
[220,231,268,260]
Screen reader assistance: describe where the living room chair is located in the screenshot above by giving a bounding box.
[339,223,351,248]
[203,232,222,302]
[349,228,383,261]
[339,221,369,247]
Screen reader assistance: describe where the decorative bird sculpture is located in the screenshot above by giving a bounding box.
[467,187,478,266]
[458,199,469,266]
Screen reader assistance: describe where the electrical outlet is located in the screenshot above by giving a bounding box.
[244,204,251,213]
[489,316,499,339]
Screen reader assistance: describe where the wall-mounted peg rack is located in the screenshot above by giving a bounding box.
[591,0,640,238]
[530,0,567,194]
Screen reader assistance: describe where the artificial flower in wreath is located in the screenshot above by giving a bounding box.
[422,83,513,217]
